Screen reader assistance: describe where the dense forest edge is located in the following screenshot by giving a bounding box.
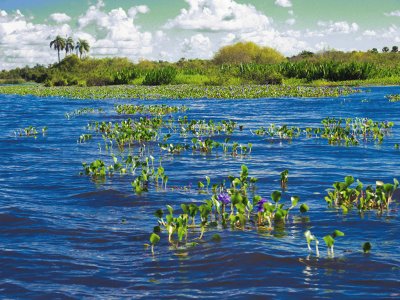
[1,41,400,87]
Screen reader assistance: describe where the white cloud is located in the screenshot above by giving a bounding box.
[363,30,376,36]
[49,13,71,23]
[317,21,359,34]
[77,2,153,59]
[181,33,212,58]
[384,10,400,17]
[165,0,270,31]
[285,18,296,25]
[275,0,292,8]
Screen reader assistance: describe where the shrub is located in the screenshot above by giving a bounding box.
[213,42,286,65]
[143,67,177,85]
[113,68,140,84]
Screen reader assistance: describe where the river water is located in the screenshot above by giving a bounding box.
[0,86,399,299]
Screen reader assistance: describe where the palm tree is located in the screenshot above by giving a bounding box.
[65,37,75,56]
[75,39,90,59]
[50,35,66,63]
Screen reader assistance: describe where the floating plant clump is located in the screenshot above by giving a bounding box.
[81,155,167,193]
[65,107,104,119]
[304,229,345,257]
[115,104,188,116]
[252,124,302,140]
[252,117,394,146]
[324,176,399,212]
[15,126,47,138]
[387,94,400,102]
[177,117,237,137]
[148,165,310,255]
[0,84,360,100]
[319,117,393,145]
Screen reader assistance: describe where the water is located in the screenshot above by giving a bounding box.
[1,86,400,299]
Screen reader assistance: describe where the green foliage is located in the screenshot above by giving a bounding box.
[143,66,177,85]
[113,68,140,84]
[213,42,286,65]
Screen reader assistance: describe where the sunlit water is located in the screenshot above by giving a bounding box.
[1,86,400,299]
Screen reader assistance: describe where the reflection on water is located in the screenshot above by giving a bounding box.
[0,86,400,298]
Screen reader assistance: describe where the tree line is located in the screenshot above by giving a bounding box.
[50,36,90,63]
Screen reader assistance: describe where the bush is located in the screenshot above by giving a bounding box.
[113,68,140,84]
[213,42,286,65]
[143,67,177,85]
[86,76,114,86]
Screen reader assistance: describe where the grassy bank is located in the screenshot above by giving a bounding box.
[0,84,359,100]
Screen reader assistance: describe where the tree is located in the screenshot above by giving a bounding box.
[391,46,399,53]
[213,42,286,65]
[370,48,378,53]
[75,39,90,59]
[50,35,66,63]
[382,46,390,53]
[65,37,75,55]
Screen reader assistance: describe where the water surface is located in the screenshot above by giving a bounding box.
[1,86,400,299]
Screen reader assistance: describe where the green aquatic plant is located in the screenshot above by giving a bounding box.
[323,230,345,257]
[115,104,188,116]
[388,94,400,102]
[320,117,393,145]
[0,85,360,100]
[15,126,47,138]
[363,242,372,254]
[280,170,289,189]
[324,176,399,212]
[65,107,104,119]
[148,165,310,254]
[304,230,320,257]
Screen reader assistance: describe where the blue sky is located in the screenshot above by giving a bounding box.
[0,0,399,69]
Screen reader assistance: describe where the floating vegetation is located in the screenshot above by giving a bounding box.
[320,117,393,145]
[65,107,104,119]
[15,126,47,138]
[387,94,400,102]
[324,176,399,212]
[253,117,394,146]
[253,124,302,140]
[304,229,345,258]
[115,104,188,116]
[178,118,237,137]
[148,165,310,254]
[0,84,360,100]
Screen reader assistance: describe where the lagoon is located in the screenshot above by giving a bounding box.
[0,86,399,298]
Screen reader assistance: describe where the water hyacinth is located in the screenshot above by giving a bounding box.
[217,192,231,205]
[256,198,268,212]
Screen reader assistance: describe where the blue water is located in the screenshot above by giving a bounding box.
[1,86,400,299]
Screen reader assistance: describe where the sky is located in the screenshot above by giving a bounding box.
[0,0,399,69]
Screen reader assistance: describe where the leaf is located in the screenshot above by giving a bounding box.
[362,242,372,253]
[154,209,163,219]
[376,180,384,187]
[205,176,210,186]
[153,226,161,234]
[291,196,299,207]
[271,190,282,203]
[166,205,174,215]
[323,235,334,248]
[211,234,221,242]
[344,176,354,187]
[150,233,160,245]
[181,204,188,214]
[299,203,309,213]
[332,230,345,238]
